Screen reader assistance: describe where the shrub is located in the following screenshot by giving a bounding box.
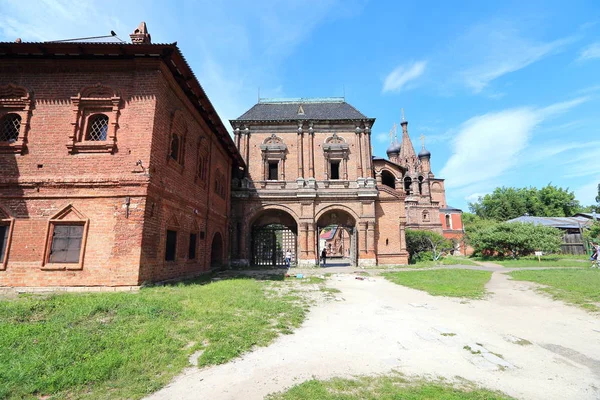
[469,222,562,258]
[406,230,452,263]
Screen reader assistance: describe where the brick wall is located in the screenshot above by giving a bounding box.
[0,57,234,287]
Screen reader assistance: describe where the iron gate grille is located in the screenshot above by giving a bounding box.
[252,224,296,267]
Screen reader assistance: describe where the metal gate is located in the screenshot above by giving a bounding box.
[252,224,297,267]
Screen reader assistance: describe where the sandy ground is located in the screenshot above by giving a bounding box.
[146,267,600,400]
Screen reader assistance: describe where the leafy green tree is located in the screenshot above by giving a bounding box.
[469,184,582,221]
[405,229,452,262]
[469,222,562,258]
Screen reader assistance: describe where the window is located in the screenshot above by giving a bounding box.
[85,114,109,141]
[68,83,120,154]
[165,230,177,261]
[422,211,430,222]
[418,176,424,195]
[0,223,9,265]
[188,233,197,260]
[170,134,181,161]
[268,161,279,180]
[0,113,21,142]
[330,161,340,180]
[196,154,207,181]
[0,84,32,154]
[48,224,84,263]
[42,204,89,270]
[381,170,395,189]
[445,214,452,229]
[404,177,412,195]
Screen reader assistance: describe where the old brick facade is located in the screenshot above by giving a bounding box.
[229,98,409,267]
[0,24,243,287]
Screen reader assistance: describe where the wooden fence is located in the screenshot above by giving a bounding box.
[560,233,586,255]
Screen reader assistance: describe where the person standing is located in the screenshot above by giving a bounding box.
[321,247,327,267]
[285,249,292,268]
[591,242,600,268]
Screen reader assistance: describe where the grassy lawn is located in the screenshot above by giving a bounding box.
[383,269,492,299]
[0,276,307,400]
[509,269,600,312]
[266,374,513,400]
[474,255,588,268]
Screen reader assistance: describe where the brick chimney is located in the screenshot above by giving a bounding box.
[130,22,151,44]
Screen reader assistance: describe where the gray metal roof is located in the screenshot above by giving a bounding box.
[440,205,462,212]
[234,98,370,121]
[506,215,592,229]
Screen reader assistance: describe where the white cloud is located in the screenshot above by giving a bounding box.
[382,61,427,93]
[444,20,576,93]
[440,97,588,189]
[578,42,600,61]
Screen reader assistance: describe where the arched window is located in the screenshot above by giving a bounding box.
[381,170,396,189]
[404,176,412,195]
[85,114,109,141]
[418,176,424,195]
[0,113,21,142]
[422,211,430,222]
[170,134,180,161]
[445,214,452,229]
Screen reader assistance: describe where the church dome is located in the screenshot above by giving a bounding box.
[387,141,401,155]
[418,147,431,158]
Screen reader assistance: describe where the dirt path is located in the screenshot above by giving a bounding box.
[146,269,600,400]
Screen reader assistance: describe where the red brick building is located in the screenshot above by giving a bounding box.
[0,23,243,287]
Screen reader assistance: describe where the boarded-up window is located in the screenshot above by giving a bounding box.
[188,233,197,260]
[165,230,177,261]
[49,224,84,263]
[0,224,9,262]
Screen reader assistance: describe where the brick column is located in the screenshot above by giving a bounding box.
[363,125,372,177]
[308,123,315,178]
[358,221,368,254]
[356,130,363,178]
[297,123,304,178]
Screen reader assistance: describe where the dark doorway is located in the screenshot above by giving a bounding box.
[210,232,223,268]
[316,210,357,267]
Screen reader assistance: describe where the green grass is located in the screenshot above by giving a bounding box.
[0,277,306,400]
[266,374,513,400]
[509,269,600,312]
[383,269,492,299]
[474,255,588,268]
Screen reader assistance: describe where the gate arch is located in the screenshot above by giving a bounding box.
[250,208,298,267]
[316,208,357,267]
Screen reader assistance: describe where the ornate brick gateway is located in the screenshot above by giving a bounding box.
[229,99,463,267]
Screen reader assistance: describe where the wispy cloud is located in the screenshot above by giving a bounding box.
[436,20,577,94]
[382,61,427,93]
[440,97,588,189]
[578,42,600,61]
[375,131,390,143]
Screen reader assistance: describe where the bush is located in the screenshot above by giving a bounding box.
[469,222,562,258]
[406,230,452,263]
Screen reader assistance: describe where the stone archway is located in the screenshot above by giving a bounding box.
[250,209,298,267]
[210,232,224,268]
[316,209,357,267]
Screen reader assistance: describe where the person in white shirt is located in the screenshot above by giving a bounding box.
[285,249,292,268]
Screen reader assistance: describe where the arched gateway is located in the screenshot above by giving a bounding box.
[316,209,357,267]
[250,209,297,267]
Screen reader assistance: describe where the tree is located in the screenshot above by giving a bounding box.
[469,184,582,221]
[468,222,562,258]
[405,229,452,262]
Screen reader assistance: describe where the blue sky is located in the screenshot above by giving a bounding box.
[2,0,599,210]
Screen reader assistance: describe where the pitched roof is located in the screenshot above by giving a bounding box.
[234,98,372,122]
[506,215,591,229]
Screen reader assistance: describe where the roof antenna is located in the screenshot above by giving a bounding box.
[47,30,125,43]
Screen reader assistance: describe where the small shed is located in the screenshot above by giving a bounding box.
[506,215,593,255]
